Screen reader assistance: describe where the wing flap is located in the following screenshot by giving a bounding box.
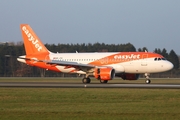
[46,60,95,68]
[18,56,95,70]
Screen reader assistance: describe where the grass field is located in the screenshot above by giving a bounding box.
[0,77,180,120]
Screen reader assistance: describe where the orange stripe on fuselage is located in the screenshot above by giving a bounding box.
[25,53,61,72]
[26,60,61,72]
[88,52,163,66]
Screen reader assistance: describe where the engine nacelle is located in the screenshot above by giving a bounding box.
[94,68,115,80]
[117,73,140,80]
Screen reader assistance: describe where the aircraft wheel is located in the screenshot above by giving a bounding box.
[100,80,108,83]
[145,79,151,84]
[82,78,91,84]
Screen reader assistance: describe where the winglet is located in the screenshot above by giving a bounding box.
[20,24,49,55]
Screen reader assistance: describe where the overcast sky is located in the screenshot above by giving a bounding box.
[0,0,180,55]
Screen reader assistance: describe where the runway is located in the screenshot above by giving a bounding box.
[0,82,180,88]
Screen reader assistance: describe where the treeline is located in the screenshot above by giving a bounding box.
[0,42,179,77]
[45,42,136,53]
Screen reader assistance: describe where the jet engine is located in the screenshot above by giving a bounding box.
[94,68,115,80]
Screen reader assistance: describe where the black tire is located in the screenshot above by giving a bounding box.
[100,80,108,83]
[82,78,91,83]
[145,79,151,84]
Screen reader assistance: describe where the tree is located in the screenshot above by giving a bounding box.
[154,48,162,54]
[138,48,142,52]
[1,41,180,77]
[168,50,179,69]
[161,48,168,58]
[122,43,136,52]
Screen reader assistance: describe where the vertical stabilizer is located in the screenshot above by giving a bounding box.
[20,24,49,55]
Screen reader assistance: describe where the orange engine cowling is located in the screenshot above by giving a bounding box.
[118,73,140,80]
[94,68,115,80]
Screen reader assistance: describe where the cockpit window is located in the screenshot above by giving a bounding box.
[162,58,166,60]
[154,57,167,61]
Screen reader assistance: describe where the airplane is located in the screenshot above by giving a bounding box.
[17,24,174,84]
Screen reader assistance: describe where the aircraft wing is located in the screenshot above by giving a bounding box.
[46,60,95,69]
[18,56,96,71]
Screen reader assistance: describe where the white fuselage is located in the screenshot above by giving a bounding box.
[47,52,173,74]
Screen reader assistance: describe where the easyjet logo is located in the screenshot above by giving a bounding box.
[22,26,42,51]
[114,54,140,59]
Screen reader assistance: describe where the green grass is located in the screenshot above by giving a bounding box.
[0,88,180,120]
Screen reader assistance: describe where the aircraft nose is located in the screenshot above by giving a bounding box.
[166,61,174,71]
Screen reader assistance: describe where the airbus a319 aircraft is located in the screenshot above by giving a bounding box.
[17,24,173,84]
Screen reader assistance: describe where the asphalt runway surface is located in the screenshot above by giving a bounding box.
[0,82,180,88]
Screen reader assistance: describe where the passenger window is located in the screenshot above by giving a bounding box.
[158,58,161,61]
[154,58,157,61]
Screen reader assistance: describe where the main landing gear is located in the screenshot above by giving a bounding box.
[82,76,108,84]
[100,80,108,83]
[82,77,91,83]
[145,73,151,84]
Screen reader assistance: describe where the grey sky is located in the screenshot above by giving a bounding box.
[0,0,180,55]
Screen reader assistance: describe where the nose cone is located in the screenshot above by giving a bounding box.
[165,61,174,71]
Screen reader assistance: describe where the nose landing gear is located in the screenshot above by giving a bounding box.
[145,79,151,84]
[145,73,151,84]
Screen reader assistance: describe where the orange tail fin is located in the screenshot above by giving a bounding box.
[20,24,49,55]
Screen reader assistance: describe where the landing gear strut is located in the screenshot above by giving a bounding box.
[145,73,151,84]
